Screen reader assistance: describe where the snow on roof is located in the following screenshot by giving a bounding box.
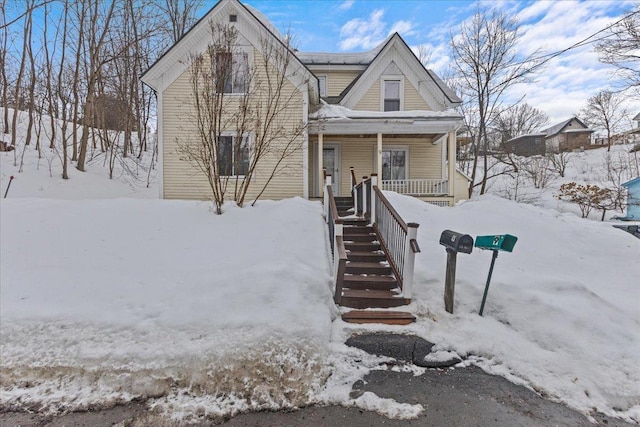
[542,117,589,136]
[622,176,640,187]
[309,103,461,120]
[297,51,377,65]
[507,133,547,142]
[243,4,285,42]
[297,35,389,65]
[563,128,593,133]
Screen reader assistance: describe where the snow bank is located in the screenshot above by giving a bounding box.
[384,192,640,423]
[0,197,335,419]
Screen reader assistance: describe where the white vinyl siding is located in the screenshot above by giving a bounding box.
[162,47,305,201]
[309,136,442,196]
[324,70,361,97]
[355,75,432,112]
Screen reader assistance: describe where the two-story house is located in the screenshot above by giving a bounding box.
[141,0,467,206]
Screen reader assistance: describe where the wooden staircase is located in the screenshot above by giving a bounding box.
[333,197,416,326]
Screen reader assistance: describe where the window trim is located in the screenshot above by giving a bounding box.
[379,145,409,181]
[215,48,253,95]
[317,75,327,97]
[216,131,252,177]
[380,76,404,112]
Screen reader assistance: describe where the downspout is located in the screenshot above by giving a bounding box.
[157,90,164,199]
[302,88,309,199]
[448,131,456,201]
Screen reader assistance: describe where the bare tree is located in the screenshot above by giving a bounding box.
[494,103,549,146]
[10,0,33,157]
[580,90,627,152]
[159,0,203,44]
[521,155,554,189]
[450,8,542,197]
[0,0,10,136]
[176,22,307,214]
[547,151,573,178]
[596,8,640,97]
[76,0,116,172]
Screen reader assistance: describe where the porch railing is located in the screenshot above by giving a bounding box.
[381,179,449,196]
[324,174,347,303]
[352,173,420,298]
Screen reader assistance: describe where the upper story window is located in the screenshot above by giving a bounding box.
[215,51,249,94]
[383,79,401,112]
[317,75,327,97]
[217,134,250,176]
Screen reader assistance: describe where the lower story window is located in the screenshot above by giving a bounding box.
[217,135,249,176]
[382,149,406,180]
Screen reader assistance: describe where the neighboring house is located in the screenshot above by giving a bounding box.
[504,117,593,156]
[140,0,466,206]
[622,177,640,220]
[503,133,547,156]
[605,113,640,145]
[542,117,592,153]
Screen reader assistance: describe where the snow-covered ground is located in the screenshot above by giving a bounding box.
[477,144,640,221]
[1,111,639,423]
[383,192,640,423]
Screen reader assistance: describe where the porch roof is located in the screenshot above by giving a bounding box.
[308,104,463,135]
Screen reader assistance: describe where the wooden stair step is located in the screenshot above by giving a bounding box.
[343,218,370,226]
[345,242,381,252]
[345,262,391,275]
[340,289,410,309]
[343,226,374,235]
[346,252,386,262]
[343,274,397,290]
[343,234,377,243]
[342,310,416,325]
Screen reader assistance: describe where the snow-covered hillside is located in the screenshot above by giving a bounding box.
[1,112,639,423]
[477,144,639,220]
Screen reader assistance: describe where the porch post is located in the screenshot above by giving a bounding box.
[370,174,377,225]
[318,133,324,197]
[351,166,359,215]
[402,223,419,299]
[377,133,383,181]
[323,174,332,222]
[362,176,368,218]
[448,131,456,199]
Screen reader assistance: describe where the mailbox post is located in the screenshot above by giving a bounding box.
[439,230,474,314]
[474,234,518,316]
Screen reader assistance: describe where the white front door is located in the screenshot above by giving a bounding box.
[322,146,340,196]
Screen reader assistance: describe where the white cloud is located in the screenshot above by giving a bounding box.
[388,20,415,37]
[339,9,417,51]
[338,0,355,11]
[339,9,386,50]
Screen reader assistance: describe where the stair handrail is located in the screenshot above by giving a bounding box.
[369,174,421,298]
[349,166,358,190]
[353,175,368,217]
[324,175,347,303]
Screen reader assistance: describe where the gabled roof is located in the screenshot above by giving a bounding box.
[140,0,317,102]
[622,177,640,188]
[299,33,461,110]
[506,133,547,143]
[542,117,590,137]
[633,112,640,121]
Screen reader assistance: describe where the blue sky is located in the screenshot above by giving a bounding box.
[195,0,637,127]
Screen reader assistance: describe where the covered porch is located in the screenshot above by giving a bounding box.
[308,109,463,205]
